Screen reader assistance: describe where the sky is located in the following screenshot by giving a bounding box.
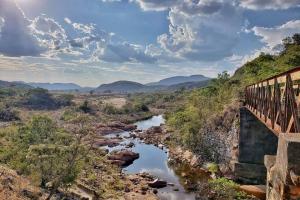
[0,0,300,87]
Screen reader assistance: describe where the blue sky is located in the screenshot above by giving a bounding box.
[0,0,300,87]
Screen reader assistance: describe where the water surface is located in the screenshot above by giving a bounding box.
[105,115,208,200]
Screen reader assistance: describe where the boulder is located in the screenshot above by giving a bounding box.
[148,179,167,189]
[108,150,139,167]
[145,126,162,134]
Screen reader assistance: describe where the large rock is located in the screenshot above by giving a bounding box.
[148,179,167,189]
[108,150,139,167]
[145,126,162,134]
[239,185,266,200]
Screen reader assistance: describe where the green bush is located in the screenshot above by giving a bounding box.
[0,116,86,198]
[197,178,250,200]
[0,107,19,122]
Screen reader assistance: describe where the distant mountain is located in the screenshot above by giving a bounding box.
[0,80,32,89]
[147,75,210,86]
[95,81,145,93]
[167,80,211,91]
[95,77,211,94]
[26,82,83,91]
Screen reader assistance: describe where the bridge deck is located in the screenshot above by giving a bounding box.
[245,66,300,136]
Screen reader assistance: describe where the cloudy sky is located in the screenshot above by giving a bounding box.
[0,0,300,87]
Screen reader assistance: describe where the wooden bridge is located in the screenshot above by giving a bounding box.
[245,67,300,136]
[236,67,300,200]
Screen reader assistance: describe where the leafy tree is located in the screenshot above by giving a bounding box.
[292,33,300,45]
[0,116,88,199]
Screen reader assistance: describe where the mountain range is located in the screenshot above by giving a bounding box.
[94,75,211,93]
[1,74,211,93]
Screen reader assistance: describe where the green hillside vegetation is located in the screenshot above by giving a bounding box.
[166,33,300,152]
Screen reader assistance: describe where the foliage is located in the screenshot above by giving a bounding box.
[167,33,300,153]
[22,88,74,110]
[197,178,250,200]
[79,100,92,113]
[0,106,20,121]
[0,116,87,199]
[206,162,219,174]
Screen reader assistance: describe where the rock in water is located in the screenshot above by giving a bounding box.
[148,179,167,188]
[108,150,139,167]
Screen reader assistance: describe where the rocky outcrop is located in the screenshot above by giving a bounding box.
[94,122,136,135]
[196,105,240,166]
[108,150,139,167]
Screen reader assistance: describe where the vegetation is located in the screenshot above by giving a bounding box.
[197,178,252,200]
[21,88,74,110]
[0,106,19,122]
[0,116,88,199]
[166,33,300,153]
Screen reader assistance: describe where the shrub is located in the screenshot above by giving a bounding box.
[79,100,92,113]
[55,94,74,107]
[23,88,57,109]
[0,116,87,199]
[0,107,20,122]
[197,178,251,200]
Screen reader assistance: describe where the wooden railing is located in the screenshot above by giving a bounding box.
[245,67,300,135]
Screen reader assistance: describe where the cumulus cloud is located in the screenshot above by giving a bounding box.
[240,0,300,10]
[253,20,300,48]
[132,0,224,15]
[156,2,243,61]
[30,15,68,51]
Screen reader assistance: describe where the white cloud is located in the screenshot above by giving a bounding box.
[156,2,243,61]
[252,20,300,48]
[240,0,300,10]
[132,0,224,15]
[30,15,68,51]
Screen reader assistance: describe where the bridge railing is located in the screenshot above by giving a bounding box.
[245,67,300,135]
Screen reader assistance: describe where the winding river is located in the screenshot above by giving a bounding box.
[105,115,209,200]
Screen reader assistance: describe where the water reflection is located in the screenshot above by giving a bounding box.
[105,115,208,200]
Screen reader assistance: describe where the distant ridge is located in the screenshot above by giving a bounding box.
[95,75,211,94]
[95,81,145,93]
[147,75,210,86]
[26,82,82,91]
[0,80,32,89]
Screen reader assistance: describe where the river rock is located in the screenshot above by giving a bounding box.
[145,126,162,134]
[148,179,167,188]
[108,150,139,167]
[126,142,135,148]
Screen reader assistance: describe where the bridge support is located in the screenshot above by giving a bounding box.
[233,107,278,184]
[265,133,300,200]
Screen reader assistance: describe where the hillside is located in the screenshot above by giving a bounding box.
[165,35,300,162]
[95,81,145,93]
[147,75,210,86]
[0,80,32,89]
[26,82,83,91]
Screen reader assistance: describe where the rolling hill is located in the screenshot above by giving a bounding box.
[147,75,210,86]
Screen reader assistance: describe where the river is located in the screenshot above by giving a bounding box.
[105,115,209,200]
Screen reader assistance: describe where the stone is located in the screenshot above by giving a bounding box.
[148,179,167,189]
[265,133,300,200]
[239,185,266,200]
[108,150,139,167]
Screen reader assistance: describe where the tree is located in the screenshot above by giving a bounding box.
[14,116,88,199]
[292,33,300,45]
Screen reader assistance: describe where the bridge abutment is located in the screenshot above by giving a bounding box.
[265,133,300,200]
[233,107,278,184]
